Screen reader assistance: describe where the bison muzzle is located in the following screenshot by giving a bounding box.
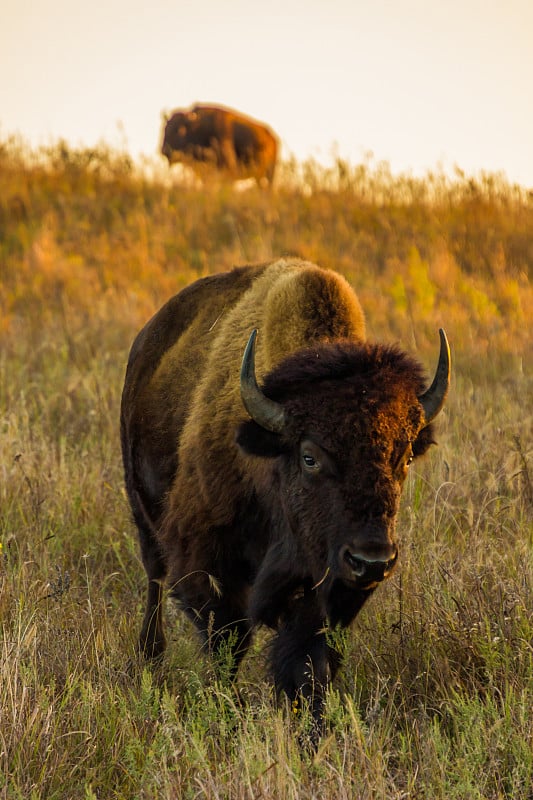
[120,258,450,735]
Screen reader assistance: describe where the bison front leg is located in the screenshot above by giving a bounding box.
[270,596,331,734]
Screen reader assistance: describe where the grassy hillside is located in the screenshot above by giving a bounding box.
[1,139,532,799]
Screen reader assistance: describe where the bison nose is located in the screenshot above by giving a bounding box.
[340,545,398,584]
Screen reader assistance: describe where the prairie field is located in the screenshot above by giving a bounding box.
[0,139,532,799]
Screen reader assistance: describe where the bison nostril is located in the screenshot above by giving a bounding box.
[342,549,367,577]
[341,545,398,582]
[384,552,398,573]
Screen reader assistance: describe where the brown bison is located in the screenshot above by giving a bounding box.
[160,104,278,185]
[120,259,450,730]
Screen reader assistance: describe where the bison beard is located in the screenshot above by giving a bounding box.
[120,259,450,740]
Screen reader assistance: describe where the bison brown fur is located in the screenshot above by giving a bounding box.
[161,104,278,185]
[120,258,450,731]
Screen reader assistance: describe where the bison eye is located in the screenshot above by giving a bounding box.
[299,439,330,476]
[394,443,414,477]
[403,451,414,473]
[300,441,323,474]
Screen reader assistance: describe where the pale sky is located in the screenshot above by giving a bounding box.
[2,0,533,186]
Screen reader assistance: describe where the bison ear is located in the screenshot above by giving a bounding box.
[236,420,288,458]
[412,422,436,459]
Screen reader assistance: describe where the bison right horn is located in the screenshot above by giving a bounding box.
[418,328,451,424]
[240,329,287,434]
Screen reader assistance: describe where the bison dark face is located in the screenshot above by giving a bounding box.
[162,113,184,156]
[161,111,216,163]
[237,330,449,596]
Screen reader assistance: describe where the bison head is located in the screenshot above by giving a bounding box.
[161,111,197,161]
[237,329,450,592]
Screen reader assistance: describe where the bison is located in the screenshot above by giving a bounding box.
[160,104,278,185]
[120,258,450,731]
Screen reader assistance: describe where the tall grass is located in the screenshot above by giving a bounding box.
[1,139,532,799]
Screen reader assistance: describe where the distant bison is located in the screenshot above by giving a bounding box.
[120,259,450,730]
[161,104,278,185]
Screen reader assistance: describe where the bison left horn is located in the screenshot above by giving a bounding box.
[418,328,451,424]
[240,329,287,434]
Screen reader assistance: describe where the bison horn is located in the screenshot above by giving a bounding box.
[418,328,451,424]
[240,329,287,434]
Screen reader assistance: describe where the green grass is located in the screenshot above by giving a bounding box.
[0,139,532,799]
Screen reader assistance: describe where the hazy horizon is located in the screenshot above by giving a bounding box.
[2,0,532,186]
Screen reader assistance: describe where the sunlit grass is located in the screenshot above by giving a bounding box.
[0,138,531,798]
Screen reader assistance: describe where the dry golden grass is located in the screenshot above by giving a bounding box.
[0,139,532,799]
